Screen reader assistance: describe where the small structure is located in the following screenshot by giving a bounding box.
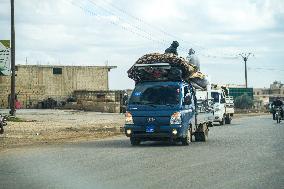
[70,90,126,113]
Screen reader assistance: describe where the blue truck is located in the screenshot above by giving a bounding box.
[124,80,213,145]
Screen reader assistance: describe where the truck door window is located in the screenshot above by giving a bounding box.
[211,92,219,103]
[183,86,191,105]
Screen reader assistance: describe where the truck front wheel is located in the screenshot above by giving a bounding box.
[130,137,140,146]
[195,132,207,142]
[225,115,231,124]
[220,118,225,125]
[0,125,4,134]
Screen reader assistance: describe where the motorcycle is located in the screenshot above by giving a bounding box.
[0,114,7,134]
[275,107,283,124]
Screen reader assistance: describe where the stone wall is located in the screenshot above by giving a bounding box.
[0,65,115,108]
[72,90,125,113]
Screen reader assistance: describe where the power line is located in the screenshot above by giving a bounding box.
[70,1,169,48]
[97,0,238,59]
[248,67,284,72]
[69,0,238,59]
[75,0,229,58]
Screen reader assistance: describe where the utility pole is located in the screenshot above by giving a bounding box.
[10,0,16,116]
[239,53,253,88]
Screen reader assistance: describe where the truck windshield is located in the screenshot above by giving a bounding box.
[129,85,180,106]
[211,92,219,103]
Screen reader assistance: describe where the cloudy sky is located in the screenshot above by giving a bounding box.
[0,0,283,89]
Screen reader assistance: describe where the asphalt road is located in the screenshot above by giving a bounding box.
[0,115,283,189]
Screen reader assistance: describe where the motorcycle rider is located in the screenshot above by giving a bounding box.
[271,97,283,120]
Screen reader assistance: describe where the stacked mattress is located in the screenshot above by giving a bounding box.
[127,53,209,89]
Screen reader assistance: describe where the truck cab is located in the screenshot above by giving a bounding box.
[211,89,234,125]
[124,81,195,145]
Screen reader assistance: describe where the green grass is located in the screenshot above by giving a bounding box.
[6,116,27,122]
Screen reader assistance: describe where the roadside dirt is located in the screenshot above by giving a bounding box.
[0,109,124,150]
[233,112,269,118]
[0,109,270,151]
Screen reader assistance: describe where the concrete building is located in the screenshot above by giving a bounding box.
[253,81,284,108]
[0,65,116,108]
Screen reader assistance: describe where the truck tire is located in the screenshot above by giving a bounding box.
[0,126,4,134]
[130,137,140,146]
[181,128,191,145]
[225,116,231,124]
[220,118,225,125]
[276,114,281,124]
[195,132,207,142]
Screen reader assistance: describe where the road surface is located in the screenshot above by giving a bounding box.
[0,115,283,189]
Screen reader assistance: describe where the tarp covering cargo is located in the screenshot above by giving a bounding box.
[127,53,209,89]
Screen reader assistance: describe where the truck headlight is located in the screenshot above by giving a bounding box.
[170,112,182,125]
[125,112,134,124]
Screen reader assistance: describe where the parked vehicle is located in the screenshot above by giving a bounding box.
[0,114,7,134]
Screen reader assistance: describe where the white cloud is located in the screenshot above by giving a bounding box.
[0,0,283,88]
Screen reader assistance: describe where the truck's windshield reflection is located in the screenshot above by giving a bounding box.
[129,85,180,106]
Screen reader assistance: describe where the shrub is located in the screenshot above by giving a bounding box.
[234,94,253,109]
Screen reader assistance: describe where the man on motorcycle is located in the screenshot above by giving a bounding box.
[271,97,283,120]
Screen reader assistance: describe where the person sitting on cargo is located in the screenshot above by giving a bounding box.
[271,97,283,120]
[165,41,179,56]
[186,48,200,71]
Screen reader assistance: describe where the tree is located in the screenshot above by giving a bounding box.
[234,94,253,109]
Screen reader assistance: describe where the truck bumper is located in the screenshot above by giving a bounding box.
[124,124,184,141]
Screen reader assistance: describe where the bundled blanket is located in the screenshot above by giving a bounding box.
[127,53,209,89]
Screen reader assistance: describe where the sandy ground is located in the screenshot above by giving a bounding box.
[0,109,125,150]
[0,109,269,150]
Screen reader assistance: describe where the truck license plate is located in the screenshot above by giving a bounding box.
[146,125,154,133]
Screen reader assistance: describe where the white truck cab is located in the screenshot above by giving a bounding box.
[211,88,234,125]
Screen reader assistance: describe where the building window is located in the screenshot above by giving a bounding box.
[53,68,62,75]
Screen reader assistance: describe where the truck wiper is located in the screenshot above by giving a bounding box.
[165,104,175,107]
[131,102,142,105]
[144,103,157,107]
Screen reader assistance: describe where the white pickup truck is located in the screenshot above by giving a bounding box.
[211,89,234,125]
[195,90,214,127]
